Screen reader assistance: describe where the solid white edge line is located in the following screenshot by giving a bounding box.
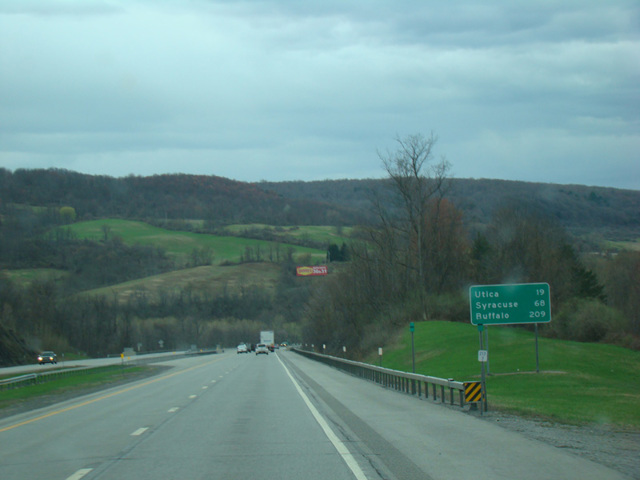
[66,468,93,480]
[277,354,368,480]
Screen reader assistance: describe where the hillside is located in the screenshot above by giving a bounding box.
[2,168,639,240]
[1,168,639,366]
[260,178,640,240]
[80,263,281,305]
[0,168,366,226]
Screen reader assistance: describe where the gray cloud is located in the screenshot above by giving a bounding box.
[1,0,638,189]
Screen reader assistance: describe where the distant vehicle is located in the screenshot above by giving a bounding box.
[237,344,248,354]
[38,351,57,364]
[260,330,275,352]
[255,343,269,355]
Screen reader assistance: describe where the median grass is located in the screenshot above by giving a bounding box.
[371,321,640,429]
[0,365,153,413]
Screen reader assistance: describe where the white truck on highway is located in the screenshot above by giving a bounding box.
[260,330,275,352]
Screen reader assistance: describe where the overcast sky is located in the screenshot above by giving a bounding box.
[1,1,638,189]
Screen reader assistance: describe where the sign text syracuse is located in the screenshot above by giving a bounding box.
[469,283,551,325]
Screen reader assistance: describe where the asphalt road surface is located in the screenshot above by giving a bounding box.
[0,350,631,480]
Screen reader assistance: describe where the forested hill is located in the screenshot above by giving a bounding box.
[1,168,639,240]
[261,178,640,240]
[0,169,365,226]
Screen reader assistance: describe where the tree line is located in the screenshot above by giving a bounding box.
[3,167,639,241]
[0,256,311,360]
[0,203,314,362]
[1,148,639,364]
[0,168,365,227]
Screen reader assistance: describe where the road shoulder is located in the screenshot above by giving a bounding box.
[281,350,635,480]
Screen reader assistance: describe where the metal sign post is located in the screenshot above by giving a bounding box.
[535,323,540,373]
[478,324,488,413]
[410,322,415,373]
[484,326,490,375]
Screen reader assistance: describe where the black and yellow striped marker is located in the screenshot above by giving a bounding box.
[464,381,483,402]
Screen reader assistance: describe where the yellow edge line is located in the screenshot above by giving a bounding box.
[0,356,225,433]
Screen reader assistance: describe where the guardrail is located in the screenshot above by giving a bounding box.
[0,365,121,391]
[293,348,467,408]
[0,349,221,391]
[0,373,39,390]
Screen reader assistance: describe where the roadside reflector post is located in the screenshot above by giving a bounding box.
[448,379,455,405]
[410,321,415,372]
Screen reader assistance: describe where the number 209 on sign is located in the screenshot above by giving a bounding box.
[530,287,548,318]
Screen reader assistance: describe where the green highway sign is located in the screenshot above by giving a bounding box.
[469,283,551,325]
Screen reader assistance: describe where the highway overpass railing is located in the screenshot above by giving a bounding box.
[293,348,467,408]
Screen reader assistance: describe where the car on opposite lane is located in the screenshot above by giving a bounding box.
[38,351,57,364]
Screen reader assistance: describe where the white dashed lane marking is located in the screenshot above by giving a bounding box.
[66,469,93,480]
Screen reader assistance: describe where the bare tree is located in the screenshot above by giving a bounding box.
[374,132,451,316]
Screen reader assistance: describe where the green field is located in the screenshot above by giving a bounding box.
[83,262,281,302]
[223,224,354,245]
[4,220,333,292]
[2,268,68,287]
[64,219,327,263]
[605,239,640,251]
[371,321,640,429]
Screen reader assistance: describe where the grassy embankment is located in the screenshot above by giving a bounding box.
[371,321,640,429]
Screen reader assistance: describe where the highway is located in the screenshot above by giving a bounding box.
[0,350,631,480]
[0,350,186,376]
